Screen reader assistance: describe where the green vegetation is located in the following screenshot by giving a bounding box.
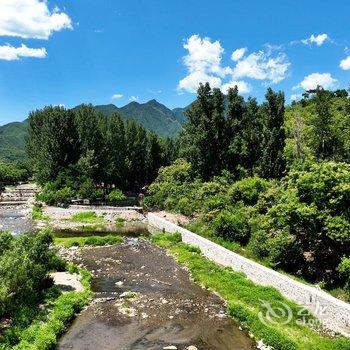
[108,188,127,204]
[152,233,350,350]
[27,104,179,205]
[146,85,350,298]
[95,99,183,137]
[70,211,106,224]
[0,160,32,184]
[0,121,28,162]
[0,229,91,349]
[32,203,50,221]
[11,265,91,350]
[54,234,123,247]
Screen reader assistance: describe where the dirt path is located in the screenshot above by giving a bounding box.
[58,239,255,350]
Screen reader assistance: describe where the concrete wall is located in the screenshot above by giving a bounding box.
[148,213,350,336]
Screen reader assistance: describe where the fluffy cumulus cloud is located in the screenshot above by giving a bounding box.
[178,70,222,93]
[297,73,337,90]
[0,0,72,39]
[340,56,350,70]
[178,35,289,95]
[0,43,46,60]
[231,47,247,62]
[290,93,303,101]
[111,93,123,99]
[129,96,139,102]
[301,33,328,46]
[232,50,290,83]
[221,80,251,94]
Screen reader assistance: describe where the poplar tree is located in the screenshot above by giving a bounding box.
[260,88,286,179]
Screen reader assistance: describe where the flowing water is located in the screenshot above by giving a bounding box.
[0,184,36,234]
[58,239,255,350]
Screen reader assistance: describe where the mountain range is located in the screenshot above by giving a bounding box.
[0,100,189,162]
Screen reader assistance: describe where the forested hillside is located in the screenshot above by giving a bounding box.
[0,99,186,162]
[0,120,28,162]
[146,84,350,300]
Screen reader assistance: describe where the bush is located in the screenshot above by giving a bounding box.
[212,208,252,245]
[37,183,75,206]
[108,189,126,204]
[337,257,350,291]
[228,177,271,206]
[0,229,57,317]
[78,178,103,201]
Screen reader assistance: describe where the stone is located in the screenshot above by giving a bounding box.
[163,346,177,350]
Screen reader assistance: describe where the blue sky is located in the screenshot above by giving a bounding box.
[1,0,350,125]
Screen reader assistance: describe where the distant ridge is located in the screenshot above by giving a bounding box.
[0,100,189,162]
[94,99,186,137]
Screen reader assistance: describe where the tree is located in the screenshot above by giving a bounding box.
[226,86,245,176]
[241,97,264,175]
[27,106,79,184]
[260,88,286,179]
[105,113,126,187]
[73,104,105,182]
[312,87,338,160]
[146,132,163,183]
[181,83,227,180]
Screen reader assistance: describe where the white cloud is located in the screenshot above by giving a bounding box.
[297,73,337,90]
[232,50,290,83]
[0,0,72,40]
[340,56,350,70]
[231,47,247,62]
[178,71,222,93]
[129,96,139,102]
[178,35,288,94]
[301,33,328,46]
[221,80,251,94]
[0,43,46,60]
[290,93,302,101]
[111,93,123,99]
[182,34,229,78]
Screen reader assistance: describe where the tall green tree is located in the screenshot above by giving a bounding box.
[260,88,286,179]
[312,87,338,160]
[27,106,79,184]
[226,86,245,176]
[73,104,105,182]
[105,113,126,187]
[181,83,226,180]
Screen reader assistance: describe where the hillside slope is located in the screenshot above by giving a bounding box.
[0,120,28,162]
[0,99,189,162]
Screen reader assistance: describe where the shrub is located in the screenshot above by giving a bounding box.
[78,178,103,201]
[337,257,350,291]
[108,189,126,204]
[228,177,271,206]
[212,208,252,245]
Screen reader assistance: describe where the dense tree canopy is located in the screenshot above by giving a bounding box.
[27,105,178,203]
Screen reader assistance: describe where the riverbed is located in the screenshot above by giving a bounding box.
[58,238,255,350]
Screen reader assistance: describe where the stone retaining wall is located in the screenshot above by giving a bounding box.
[148,212,350,336]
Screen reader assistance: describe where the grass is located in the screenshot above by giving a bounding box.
[0,265,92,350]
[54,234,124,247]
[151,232,350,350]
[32,204,50,221]
[70,211,106,224]
[187,219,350,300]
[115,217,126,227]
